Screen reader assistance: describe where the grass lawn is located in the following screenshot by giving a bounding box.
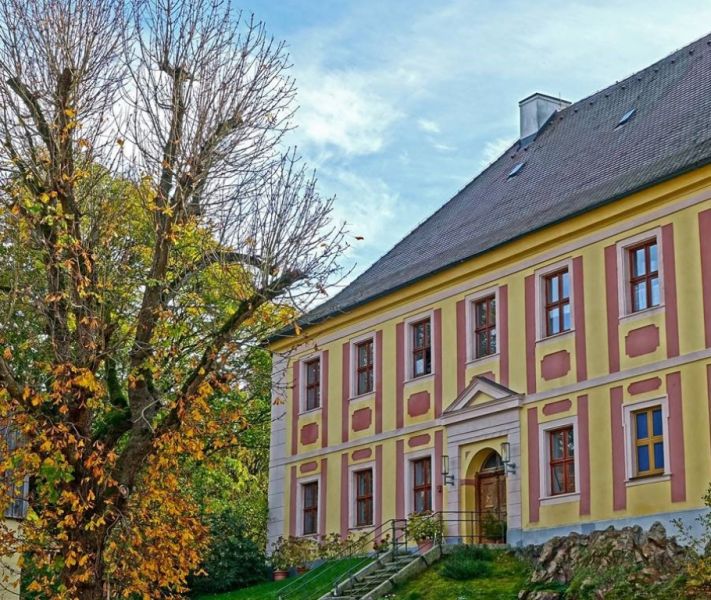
[389,550,532,600]
[194,557,371,600]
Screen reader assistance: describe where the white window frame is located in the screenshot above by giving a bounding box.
[296,474,321,537]
[404,311,436,382]
[404,447,436,516]
[535,258,575,341]
[615,228,664,319]
[350,333,377,399]
[465,287,500,363]
[622,396,671,483]
[299,351,323,414]
[539,415,580,504]
[348,461,377,529]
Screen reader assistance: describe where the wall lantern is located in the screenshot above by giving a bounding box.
[500,441,516,475]
[441,454,455,486]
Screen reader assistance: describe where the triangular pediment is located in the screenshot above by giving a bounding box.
[444,376,520,414]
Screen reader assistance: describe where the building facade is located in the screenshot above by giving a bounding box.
[268,35,711,549]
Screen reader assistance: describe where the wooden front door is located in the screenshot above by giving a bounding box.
[476,470,506,543]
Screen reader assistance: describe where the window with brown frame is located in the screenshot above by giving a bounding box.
[411,319,432,378]
[474,295,497,358]
[549,426,575,495]
[355,469,373,527]
[633,406,664,477]
[302,481,318,535]
[629,239,660,313]
[412,457,432,513]
[304,358,320,411]
[544,269,571,337]
[355,339,374,395]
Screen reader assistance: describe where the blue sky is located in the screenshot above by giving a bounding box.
[249,0,711,289]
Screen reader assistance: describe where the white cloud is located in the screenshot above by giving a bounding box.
[433,142,455,152]
[479,137,514,169]
[417,118,440,134]
[295,70,401,156]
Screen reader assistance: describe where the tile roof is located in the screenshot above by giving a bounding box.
[299,33,711,330]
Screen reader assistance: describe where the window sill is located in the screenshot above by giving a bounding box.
[619,305,664,324]
[298,407,322,417]
[536,329,575,345]
[404,373,435,385]
[625,474,670,487]
[540,492,580,506]
[466,352,500,367]
[349,525,373,532]
[350,391,375,402]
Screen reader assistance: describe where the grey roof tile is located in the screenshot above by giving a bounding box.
[297,34,711,330]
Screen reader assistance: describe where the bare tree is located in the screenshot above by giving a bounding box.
[0,0,345,596]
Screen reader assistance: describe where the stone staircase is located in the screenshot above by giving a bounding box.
[321,546,442,600]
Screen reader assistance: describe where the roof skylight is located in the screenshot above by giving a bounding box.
[616,108,636,128]
[508,162,525,178]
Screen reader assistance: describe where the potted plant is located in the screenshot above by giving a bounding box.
[406,511,443,552]
[294,537,317,574]
[270,536,292,581]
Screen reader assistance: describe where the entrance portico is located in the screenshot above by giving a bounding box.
[441,376,523,546]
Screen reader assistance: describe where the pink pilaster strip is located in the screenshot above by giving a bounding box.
[319,457,327,535]
[341,342,350,444]
[396,439,405,518]
[577,395,591,516]
[524,275,536,394]
[573,256,588,381]
[707,365,711,452]
[527,407,540,523]
[699,209,711,347]
[434,309,443,418]
[610,386,626,511]
[340,453,349,537]
[291,361,300,456]
[499,285,510,387]
[396,323,405,429]
[375,331,383,434]
[289,465,297,536]
[456,300,466,394]
[667,371,686,503]
[605,245,620,373]
[434,430,443,511]
[321,350,329,448]
[661,224,680,358]
[375,444,383,528]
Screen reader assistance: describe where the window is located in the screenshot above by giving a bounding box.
[302,481,318,535]
[355,340,374,395]
[544,269,571,336]
[628,240,660,313]
[412,457,432,513]
[3,427,27,519]
[474,295,497,358]
[633,406,664,477]
[304,358,320,411]
[411,319,432,378]
[549,427,575,495]
[355,469,373,527]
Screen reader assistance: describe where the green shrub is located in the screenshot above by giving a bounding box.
[450,544,495,562]
[188,509,269,594]
[440,556,493,580]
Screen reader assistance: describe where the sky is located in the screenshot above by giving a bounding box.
[247,0,711,292]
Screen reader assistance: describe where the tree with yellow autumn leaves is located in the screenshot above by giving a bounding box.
[0,0,345,597]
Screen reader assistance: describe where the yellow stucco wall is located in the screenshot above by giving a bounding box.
[272,164,711,543]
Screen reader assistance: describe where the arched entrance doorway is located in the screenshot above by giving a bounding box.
[464,449,507,543]
[476,451,506,543]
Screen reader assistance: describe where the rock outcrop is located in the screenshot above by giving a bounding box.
[518,522,689,599]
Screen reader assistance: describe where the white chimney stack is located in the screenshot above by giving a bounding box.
[519,93,570,143]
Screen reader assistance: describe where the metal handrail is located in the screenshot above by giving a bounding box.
[277,518,404,600]
[276,510,507,600]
